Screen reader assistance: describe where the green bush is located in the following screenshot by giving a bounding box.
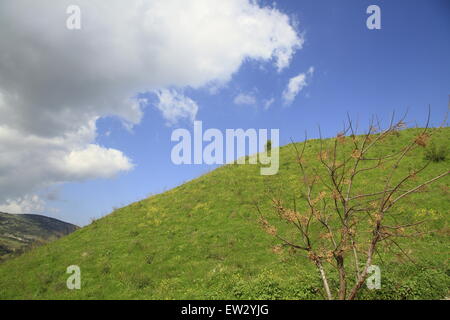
[207,270,322,300]
[265,140,272,153]
[425,142,447,162]
[358,265,449,300]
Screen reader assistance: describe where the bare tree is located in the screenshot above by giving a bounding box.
[257,112,449,300]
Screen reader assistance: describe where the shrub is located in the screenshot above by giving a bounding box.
[101,264,111,275]
[265,140,272,153]
[358,265,449,300]
[145,254,154,264]
[425,142,447,162]
[212,270,322,300]
[130,273,152,290]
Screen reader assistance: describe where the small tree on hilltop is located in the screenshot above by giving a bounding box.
[265,139,272,153]
[257,112,449,300]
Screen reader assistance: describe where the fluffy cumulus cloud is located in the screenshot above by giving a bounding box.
[0,121,133,212]
[282,67,314,105]
[0,0,302,212]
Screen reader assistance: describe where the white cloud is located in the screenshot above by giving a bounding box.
[282,67,314,105]
[0,122,133,206]
[0,195,45,214]
[154,90,199,125]
[61,145,134,179]
[263,97,275,110]
[234,93,257,106]
[0,0,302,210]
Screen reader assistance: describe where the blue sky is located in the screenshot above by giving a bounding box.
[6,0,449,226]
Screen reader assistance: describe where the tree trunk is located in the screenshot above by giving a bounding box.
[348,237,376,300]
[336,254,347,300]
[316,260,333,300]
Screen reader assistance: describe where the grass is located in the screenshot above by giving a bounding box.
[0,127,448,299]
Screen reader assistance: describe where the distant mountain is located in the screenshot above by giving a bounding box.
[0,212,78,262]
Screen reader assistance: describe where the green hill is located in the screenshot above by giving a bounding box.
[0,213,78,263]
[0,127,448,300]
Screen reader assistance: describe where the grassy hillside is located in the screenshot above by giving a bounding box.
[0,127,448,300]
[0,213,78,262]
